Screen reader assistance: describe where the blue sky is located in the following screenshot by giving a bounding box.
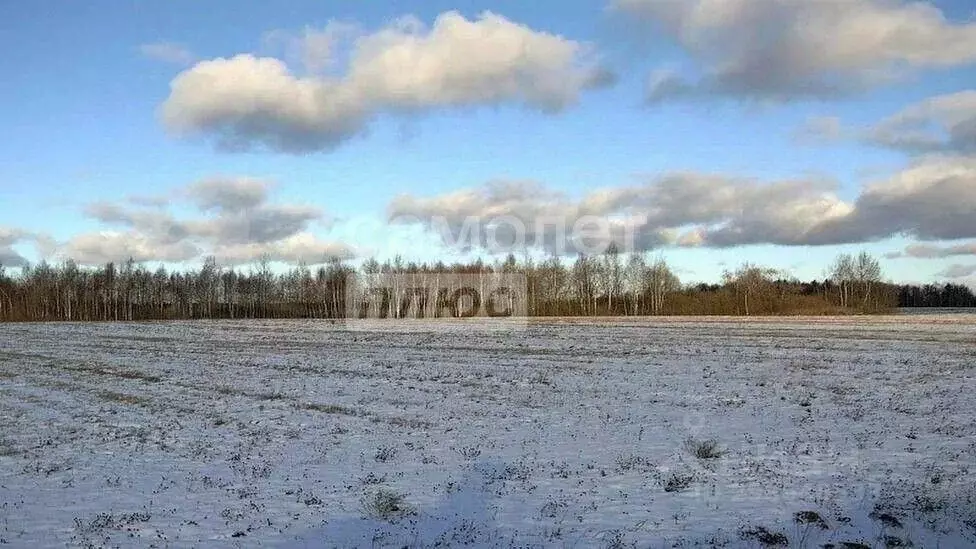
[2,0,976,284]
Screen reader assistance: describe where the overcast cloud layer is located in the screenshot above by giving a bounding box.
[161,11,610,153]
[613,0,976,101]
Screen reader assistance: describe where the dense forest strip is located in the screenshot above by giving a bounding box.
[0,250,971,322]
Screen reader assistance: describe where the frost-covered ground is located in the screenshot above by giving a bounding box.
[1,317,975,548]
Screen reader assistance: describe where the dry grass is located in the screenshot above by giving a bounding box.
[97,390,148,405]
[303,402,362,416]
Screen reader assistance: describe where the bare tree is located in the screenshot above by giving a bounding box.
[571,254,597,315]
[645,256,680,315]
[0,263,10,320]
[854,251,883,311]
[724,263,778,316]
[829,253,856,309]
[601,243,623,314]
[624,254,646,315]
[828,251,883,311]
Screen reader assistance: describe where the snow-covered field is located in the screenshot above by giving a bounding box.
[1,317,974,548]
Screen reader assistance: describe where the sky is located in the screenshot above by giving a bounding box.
[2,0,976,285]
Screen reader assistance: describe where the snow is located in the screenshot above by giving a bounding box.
[1,316,974,547]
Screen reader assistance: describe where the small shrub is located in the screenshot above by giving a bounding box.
[740,526,789,547]
[883,536,912,548]
[74,512,150,534]
[456,446,482,460]
[663,472,695,493]
[539,497,569,519]
[794,510,828,529]
[870,510,904,529]
[614,454,655,473]
[360,472,387,485]
[362,489,414,521]
[684,437,725,459]
[374,446,398,463]
[500,461,532,482]
[912,494,943,514]
[795,510,829,546]
[602,529,629,549]
[74,514,114,534]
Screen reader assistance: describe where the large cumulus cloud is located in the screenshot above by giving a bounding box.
[612,0,976,101]
[161,11,610,153]
[810,155,976,243]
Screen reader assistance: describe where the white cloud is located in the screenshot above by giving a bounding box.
[345,12,605,111]
[264,21,361,74]
[58,178,353,266]
[798,89,976,154]
[60,231,202,265]
[389,154,976,253]
[0,227,24,246]
[893,241,976,259]
[213,232,355,266]
[161,55,369,152]
[161,11,610,153]
[938,264,976,278]
[0,227,36,267]
[868,90,976,153]
[185,177,272,213]
[189,204,323,246]
[389,174,852,253]
[806,155,976,243]
[612,0,976,101]
[0,249,27,268]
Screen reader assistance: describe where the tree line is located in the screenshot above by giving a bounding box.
[0,249,964,323]
[897,282,976,308]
